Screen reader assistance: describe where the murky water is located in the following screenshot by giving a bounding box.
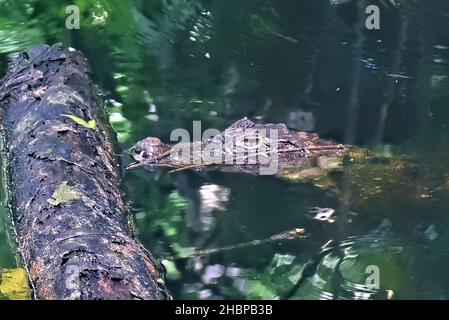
[2,0,449,299]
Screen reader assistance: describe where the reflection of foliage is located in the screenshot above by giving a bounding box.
[107,97,133,143]
[0,0,305,144]
[229,234,414,300]
[339,250,411,299]
[157,191,190,257]
[0,1,44,54]
[0,220,14,268]
[133,185,192,257]
[246,13,298,44]
[241,254,304,299]
[292,239,413,300]
[0,23,43,54]
[132,185,193,281]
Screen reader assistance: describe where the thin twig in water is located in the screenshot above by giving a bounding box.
[164,228,306,260]
[169,163,208,173]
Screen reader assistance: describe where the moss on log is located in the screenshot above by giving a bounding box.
[0,44,169,300]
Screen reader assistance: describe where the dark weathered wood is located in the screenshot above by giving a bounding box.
[0,44,169,300]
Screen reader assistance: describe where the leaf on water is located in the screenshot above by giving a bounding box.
[270,254,296,270]
[61,114,97,130]
[0,268,31,300]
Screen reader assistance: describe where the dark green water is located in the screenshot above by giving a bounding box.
[2,0,449,299]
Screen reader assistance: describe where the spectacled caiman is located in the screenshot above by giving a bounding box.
[128,117,348,173]
[128,117,449,206]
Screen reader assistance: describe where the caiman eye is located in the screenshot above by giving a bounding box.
[134,145,144,154]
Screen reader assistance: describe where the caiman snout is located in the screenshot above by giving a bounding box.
[133,137,166,162]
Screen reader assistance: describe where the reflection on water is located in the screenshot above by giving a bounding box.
[2,0,449,299]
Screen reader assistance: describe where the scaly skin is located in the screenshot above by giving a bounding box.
[129,117,348,174]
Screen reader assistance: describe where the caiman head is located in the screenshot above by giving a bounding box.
[132,137,170,163]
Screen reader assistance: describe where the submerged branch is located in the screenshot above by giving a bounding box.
[165,228,306,261]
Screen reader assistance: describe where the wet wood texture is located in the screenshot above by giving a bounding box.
[0,44,169,300]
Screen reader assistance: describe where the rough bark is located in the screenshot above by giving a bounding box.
[0,44,170,300]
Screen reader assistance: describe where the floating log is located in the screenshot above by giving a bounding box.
[0,44,169,300]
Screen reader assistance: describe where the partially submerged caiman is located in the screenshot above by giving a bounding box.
[128,117,348,177]
[128,118,449,207]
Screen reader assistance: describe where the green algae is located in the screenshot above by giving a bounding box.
[47,181,81,206]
